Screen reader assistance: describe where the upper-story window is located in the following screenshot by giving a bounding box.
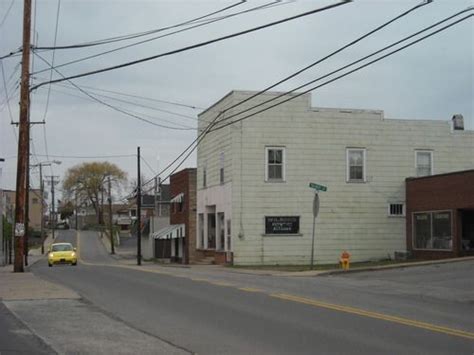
[219,152,225,184]
[346,148,366,182]
[416,150,433,177]
[203,163,207,188]
[265,147,286,182]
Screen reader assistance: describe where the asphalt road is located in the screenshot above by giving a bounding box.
[32,230,474,354]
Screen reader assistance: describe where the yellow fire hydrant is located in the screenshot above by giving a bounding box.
[340,250,351,270]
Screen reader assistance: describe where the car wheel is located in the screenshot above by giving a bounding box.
[48,263,52,267]
[72,262,77,266]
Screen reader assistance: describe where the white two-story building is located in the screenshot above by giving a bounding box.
[196,90,473,265]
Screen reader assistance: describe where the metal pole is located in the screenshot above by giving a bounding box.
[137,147,141,265]
[108,176,115,254]
[310,216,316,270]
[13,0,32,272]
[51,176,55,240]
[40,164,44,254]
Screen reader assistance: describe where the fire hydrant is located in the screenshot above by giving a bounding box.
[340,250,351,270]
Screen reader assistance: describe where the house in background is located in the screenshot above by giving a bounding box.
[153,168,197,264]
[196,90,474,265]
[3,189,44,231]
[128,186,171,260]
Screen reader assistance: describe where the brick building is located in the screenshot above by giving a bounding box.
[406,170,474,259]
[154,169,197,264]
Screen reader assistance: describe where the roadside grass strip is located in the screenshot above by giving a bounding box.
[271,293,474,340]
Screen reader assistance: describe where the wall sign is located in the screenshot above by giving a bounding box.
[265,216,299,235]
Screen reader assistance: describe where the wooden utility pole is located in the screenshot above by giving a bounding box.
[46,176,59,240]
[39,164,45,254]
[137,147,141,266]
[24,138,30,266]
[108,176,115,254]
[13,0,32,272]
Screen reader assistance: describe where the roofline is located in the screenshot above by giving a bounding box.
[406,169,474,182]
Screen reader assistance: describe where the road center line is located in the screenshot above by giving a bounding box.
[270,293,474,340]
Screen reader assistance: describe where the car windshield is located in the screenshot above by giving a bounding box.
[51,244,73,252]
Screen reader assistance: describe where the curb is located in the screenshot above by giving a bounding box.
[314,256,474,277]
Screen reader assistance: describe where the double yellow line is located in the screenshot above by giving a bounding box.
[271,293,474,340]
[74,231,474,341]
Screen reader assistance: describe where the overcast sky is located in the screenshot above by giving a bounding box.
[1,0,473,200]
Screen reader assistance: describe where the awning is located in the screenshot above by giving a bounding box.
[170,193,184,204]
[152,224,185,240]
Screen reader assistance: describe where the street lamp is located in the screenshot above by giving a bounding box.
[31,160,61,254]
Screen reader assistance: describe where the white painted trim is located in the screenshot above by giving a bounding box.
[346,148,366,183]
[414,150,434,176]
[265,146,286,182]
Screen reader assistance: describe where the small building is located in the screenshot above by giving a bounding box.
[3,189,44,231]
[196,90,473,265]
[406,170,474,259]
[153,168,197,264]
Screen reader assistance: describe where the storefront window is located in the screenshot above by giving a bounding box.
[414,211,452,250]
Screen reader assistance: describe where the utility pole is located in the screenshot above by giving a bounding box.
[24,139,31,266]
[75,190,78,230]
[137,146,141,266]
[39,164,44,254]
[13,0,32,272]
[46,176,59,240]
[108,176,114,255]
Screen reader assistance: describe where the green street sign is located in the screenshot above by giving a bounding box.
[309,182,327,192]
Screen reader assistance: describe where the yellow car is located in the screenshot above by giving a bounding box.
[48,243,77,267]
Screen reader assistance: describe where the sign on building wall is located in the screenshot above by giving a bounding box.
[265,216,300,235]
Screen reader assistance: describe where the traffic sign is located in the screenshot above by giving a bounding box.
[309,182,327,192]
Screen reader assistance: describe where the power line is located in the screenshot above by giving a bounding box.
[33,52,197,130]
[213,14,474,132]
[31,1,351,91]
[140,156,158,176]
[31,154,136,159]
[35,85,196,129]
[40,0,61,124]
[31,1,285,75]
[157,10,474,185]
[34,1,247,50]
[1,60,15,123]
[138,0,430,187]
[30,1,270,75]
[0,0,15,28]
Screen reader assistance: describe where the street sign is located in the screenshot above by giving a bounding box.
[309,182,327,192]
[15,223,25,237]
[313,193,320,218]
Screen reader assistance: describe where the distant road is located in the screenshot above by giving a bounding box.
[33,230,474,354]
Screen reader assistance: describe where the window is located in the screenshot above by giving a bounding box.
[226,220,231,251]
[413,211,452,250]
[346,148,366,182]
[416,150,433,177]
[203,164,207,188]
[219,152,225,184]
[265,147,285,181]
[32,198,39,204]
[218,213,225,251]
[388,203,405,217]
[198,214,204,248]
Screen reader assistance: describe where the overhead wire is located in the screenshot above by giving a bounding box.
[0,0,15,28]
[34,0,270,74]
[31,1,351,90]
[34,0,247,50]
[34,52,197,130]
[158,10,473,188]
[210,10,474,132]
[138,0,432,188]
[34,85,196,129]
[31,1,286,76]
[1,59,15,123]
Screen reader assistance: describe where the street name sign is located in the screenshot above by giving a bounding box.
[309,182,327,192]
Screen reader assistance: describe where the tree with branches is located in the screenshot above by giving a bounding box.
[62,162,127,225]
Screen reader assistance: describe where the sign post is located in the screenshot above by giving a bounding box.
[309,182,326,270]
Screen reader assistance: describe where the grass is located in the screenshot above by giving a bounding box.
[227,259,416,272]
